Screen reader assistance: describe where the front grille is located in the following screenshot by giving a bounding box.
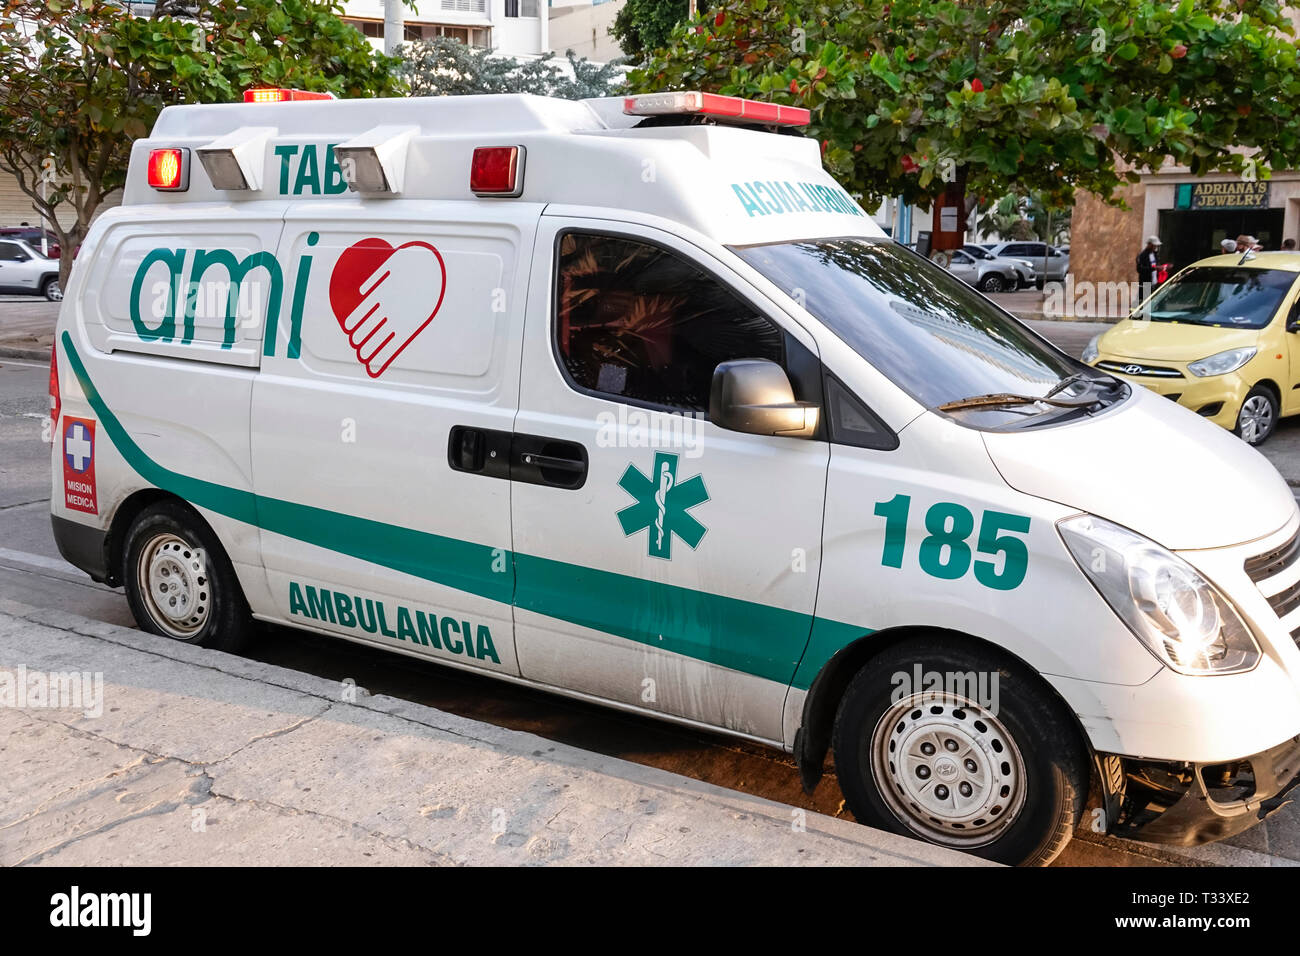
[1268,579,1300,619]
[1096,360,1184,379]
[1245,530,1300,582]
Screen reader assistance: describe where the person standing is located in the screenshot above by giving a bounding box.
[1221,237,1238,254]
[1284,238,1297,251]
[1136,236,1161,302]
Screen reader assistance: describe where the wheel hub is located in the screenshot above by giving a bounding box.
[1239,396,1273,443]
[139,534,209,637]
[870,693,1027,848]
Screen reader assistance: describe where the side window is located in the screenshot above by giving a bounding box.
[0,242,22,261]
[555,232,785,413]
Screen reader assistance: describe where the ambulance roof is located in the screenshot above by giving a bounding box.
[125,93,883,247]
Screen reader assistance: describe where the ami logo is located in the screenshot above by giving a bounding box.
[127,234,448,379]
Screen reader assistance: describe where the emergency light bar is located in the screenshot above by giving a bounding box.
[244,88,336,104]
[623,92,810,127]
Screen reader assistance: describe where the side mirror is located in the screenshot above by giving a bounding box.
[709,359,819,438]
[1288,302,1300,333]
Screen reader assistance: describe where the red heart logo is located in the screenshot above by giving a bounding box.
[328,238,447,378]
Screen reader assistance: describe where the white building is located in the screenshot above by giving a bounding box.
[342,0,547,58]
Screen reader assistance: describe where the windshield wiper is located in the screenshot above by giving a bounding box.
[936,392,1099,412]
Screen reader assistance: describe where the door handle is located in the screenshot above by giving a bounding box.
[512,433,588,490]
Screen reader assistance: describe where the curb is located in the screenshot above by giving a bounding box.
[0,345,51,361]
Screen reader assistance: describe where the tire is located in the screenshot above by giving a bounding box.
[832,636,1088,866]
[122,499,252,652]
[978,273,1007,293]
[1234,385,1278,446]
[41,276,62,302]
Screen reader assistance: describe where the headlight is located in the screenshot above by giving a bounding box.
[1059,515,1259,675]
[1081,333,1101,364]
[1188,347,1257,377]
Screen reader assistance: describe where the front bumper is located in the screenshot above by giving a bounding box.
[1091,358,1245,431]
[1101,733,1300,845]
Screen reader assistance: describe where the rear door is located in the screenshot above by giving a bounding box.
[249,202,538,675]
[508,218,830,743]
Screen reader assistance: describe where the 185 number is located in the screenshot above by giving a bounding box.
[873,494,1030,591]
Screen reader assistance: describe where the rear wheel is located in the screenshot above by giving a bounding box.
[1235,385,1278,446]
[832,637,1088,866]
[122,500,252,651]
[41,276,62,301]
[978,273,1007,293]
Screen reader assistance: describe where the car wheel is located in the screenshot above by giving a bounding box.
[1235,386,1279,445]
[41,276,62,302]
[978,273,1006,293]
[832,636,1088,866]
[122,499,253,651]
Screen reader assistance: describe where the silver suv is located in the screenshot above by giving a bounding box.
[981,241,1069,283]
[941,247,1026,293]
[0,238,61,300]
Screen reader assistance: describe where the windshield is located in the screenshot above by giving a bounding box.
[732,237,1100,420]
[1141,266,1296,329]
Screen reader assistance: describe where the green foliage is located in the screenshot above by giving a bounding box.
[631,0,1300,211]
[0,0,402,282]
[399,37,624,99]
[611,0,690,61]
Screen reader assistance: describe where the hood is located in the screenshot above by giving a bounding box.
[981,386,1295,551]
[1099,319,1261,363]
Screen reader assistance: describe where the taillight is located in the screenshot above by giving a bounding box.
[244,88,336,103]
[147,148,189,190]
[470,146,524,197]
[49,349,60,440]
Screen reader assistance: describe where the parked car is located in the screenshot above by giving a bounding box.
[982,241,1069,282]
[943,247,1022,292]
[1085,250,1300,445]
[0,227,59,260]
[962,244,1036,289]
[0,237,62,300]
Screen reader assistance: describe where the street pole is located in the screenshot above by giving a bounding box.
[383,0,405,57]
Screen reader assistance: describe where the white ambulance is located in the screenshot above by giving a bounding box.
[49,89,1300,865]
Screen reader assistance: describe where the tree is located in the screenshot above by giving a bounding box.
[611,0,689,61]
[631,0,1300,213]
[0,0,402,286]
[400,37,624,99]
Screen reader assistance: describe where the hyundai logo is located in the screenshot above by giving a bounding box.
[1122,364,1143,375]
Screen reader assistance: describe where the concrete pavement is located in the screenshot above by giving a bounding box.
[0,599,984,866]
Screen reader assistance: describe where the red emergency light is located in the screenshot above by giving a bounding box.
[147,148,189,190]
[471,146,524,197]
[623,92,810,127]
[244,88,336,104]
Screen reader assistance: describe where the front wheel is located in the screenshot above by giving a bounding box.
[122,500,252,651]
[978,273,1007,293]
[1235,386,1278,446]
[832,637,1088,866]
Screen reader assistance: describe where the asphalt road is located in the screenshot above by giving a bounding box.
[2,309,1298,867]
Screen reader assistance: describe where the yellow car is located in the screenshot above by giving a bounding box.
[1084,251,1300,445]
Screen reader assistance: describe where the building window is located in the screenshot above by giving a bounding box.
[504,0,538,16]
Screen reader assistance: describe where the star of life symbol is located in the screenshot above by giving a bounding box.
[65,421,93,473]
[616,451,709,560]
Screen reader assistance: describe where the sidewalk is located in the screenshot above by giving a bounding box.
[0,599,982,866]
[0,299,58,359]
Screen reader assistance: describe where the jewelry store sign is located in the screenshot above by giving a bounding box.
[1175,181,1271,210]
